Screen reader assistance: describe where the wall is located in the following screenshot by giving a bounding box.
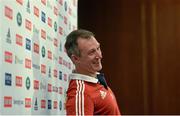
[78,0,180,114]
[0,0,77,115]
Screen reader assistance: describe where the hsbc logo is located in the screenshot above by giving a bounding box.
[16,76,22,87]
[34,6,39,17]
[41,11,46,23]
[34,43,39,54]
[4,96,12,108]
[64,73,67,81]
[26,38,31,51]
[53,101,58,109]
[25,19,32,31]
[48,83,52,92]
[41,99,46,109]
[58,0,63,5]
[54,6,58,16]
[54,38,58,47]
[53,69,57,78]
[68,7,72,16]
[41,0,46,5]
[16,34,23,46]
[41,29,46,39]
[59,26,63,35]
[25,58,31,69]
[16,0,23,5]
[48,17,52,27]
[5,6,13,20]
[4,51,13,63]
[48,50,52,60]
[59,56,62,64]
[34,80,39,90]
[59,87,63,94]
[5,72,12,86]
[64,16,67,25]
[25,98,31,108]
[41,64,46,74]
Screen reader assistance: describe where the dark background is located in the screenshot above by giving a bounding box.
[78,0,180,115]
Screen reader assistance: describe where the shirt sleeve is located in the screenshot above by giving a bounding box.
[66,93,94,115]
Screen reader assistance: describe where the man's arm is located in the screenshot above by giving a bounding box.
[66,93,94,115]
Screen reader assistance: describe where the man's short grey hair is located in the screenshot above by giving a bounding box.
[65,29,95,58]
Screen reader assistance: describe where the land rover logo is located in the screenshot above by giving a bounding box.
[16,12,22,26]
[26,76,31,90]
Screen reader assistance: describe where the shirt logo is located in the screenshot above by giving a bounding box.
[100,90,107,99]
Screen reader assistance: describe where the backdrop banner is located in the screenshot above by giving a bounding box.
[0,0,77,115]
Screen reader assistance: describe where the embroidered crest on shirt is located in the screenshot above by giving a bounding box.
[100,90,107,99]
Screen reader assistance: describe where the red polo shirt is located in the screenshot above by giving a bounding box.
[66,73,121,115]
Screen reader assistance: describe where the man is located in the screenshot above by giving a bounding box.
[65,29,120,115]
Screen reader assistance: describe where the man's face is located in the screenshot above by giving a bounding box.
[75,37,102,75]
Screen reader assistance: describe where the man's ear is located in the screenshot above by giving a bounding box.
[71,54,79,64]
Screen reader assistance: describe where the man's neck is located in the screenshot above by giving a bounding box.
[73,70,97,78]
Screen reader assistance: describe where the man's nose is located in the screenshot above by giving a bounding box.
[96,50,102,59]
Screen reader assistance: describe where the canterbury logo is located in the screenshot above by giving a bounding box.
[100,90,107,99]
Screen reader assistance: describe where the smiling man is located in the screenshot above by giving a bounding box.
[65,29,120,115]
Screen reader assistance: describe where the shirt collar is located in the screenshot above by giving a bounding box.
[69,73,99,83]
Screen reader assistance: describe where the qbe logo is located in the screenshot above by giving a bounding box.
[41,11,46,23]
[26,38,31,51]
[5,6,13,20]
[41,99,46,109]
[48,100,51,109]
[4,96,12,108]
[25,58,31,69]
[4,51,13,63]
[5,72,12,86]
[25,98,31,108]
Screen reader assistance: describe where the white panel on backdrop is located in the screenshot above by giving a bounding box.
[0,0,77,115]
